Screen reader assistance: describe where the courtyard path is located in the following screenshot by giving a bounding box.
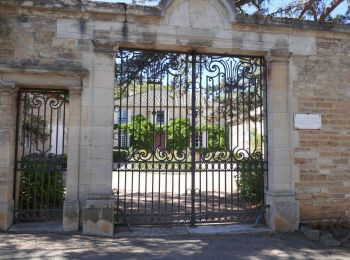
[112,168,250,224]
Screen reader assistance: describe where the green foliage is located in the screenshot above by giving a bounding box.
[115,115,228,154]
[250,128,263,152]
[56,154,67,170]
[128,115,154,152]
[23,114,51,145]
[237,128,264,205]
[113,149,128,162]
[206,125,227,152]
[19,157,65,210]
[166,118,191,152]
[238,159,264,205]
[22,93,69,146]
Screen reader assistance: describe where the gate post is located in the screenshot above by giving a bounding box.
[63,89,82,232]
[80,47,115,236]
[0,79,17,230]
[265,51,299,232]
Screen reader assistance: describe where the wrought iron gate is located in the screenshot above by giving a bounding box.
[14,90,68,222]
[114,49,267,225]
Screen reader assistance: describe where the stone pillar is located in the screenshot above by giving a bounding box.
[63,90,82,232]
[265,51,299,232]
[81,50,115,236]
[0,79,17,231]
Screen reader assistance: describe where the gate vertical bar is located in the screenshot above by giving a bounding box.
[13,91,21,223]
[190,51,196,226]
[15,90,68,222]
[113,49,266,225]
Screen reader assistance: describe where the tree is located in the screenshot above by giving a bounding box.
[22,92,68,157]
[166,118,191,153]
[206,125,227,152]
[127,115,154,151]
[206,56,265,124]
[135,0,349,24]
[23,113,50,148]
[115,115,227,155]
[256,0,349,23]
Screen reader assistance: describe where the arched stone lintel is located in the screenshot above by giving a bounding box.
[160,0,237,20]
[159,0,237,27]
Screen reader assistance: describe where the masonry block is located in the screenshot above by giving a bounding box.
[63,200,80,232]
[0,200,14,230]
[83,194,115,237]
[266,191,299,232]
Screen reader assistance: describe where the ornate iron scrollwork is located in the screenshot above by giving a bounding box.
[114,49,267,225]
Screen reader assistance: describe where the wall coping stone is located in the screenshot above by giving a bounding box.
[234,14,350,33]
[0,65,89,78]
[1,0,349,34]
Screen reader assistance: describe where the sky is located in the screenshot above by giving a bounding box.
[89,0,348,16]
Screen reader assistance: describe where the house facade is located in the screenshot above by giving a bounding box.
[114,89,209,151]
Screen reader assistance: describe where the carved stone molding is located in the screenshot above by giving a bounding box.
[160,0,237,23]
[265,50,293,63]
[0,65,88,91]
[0,77,16,92]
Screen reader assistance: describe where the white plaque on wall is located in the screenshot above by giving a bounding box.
[293,114,321,130]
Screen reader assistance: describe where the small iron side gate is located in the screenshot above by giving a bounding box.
[114,49,267,225]
[14,90,69,222]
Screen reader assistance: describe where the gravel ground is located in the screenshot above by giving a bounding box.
[1,230,350,259]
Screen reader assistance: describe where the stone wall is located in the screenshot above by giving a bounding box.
[293,37,350,222]
[0,0,349,234]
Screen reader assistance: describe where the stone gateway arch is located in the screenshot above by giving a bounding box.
[0,0,349,236]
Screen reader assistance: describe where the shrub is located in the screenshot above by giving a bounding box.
[113,149,129,162]
[127,115,154,152]
[166,118,191,153]
[19,155,65,210]
[238,158,265,205]
[56,154,67,170]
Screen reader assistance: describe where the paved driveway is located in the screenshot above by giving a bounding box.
[113,163,240,198]
[1,230,350,259]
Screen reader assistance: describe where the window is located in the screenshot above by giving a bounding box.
[116,130,128,147]
[156,111,165,124]
[118,109,128,124]
[195,132,203,148]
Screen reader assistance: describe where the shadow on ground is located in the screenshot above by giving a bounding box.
[1,231,349,259]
